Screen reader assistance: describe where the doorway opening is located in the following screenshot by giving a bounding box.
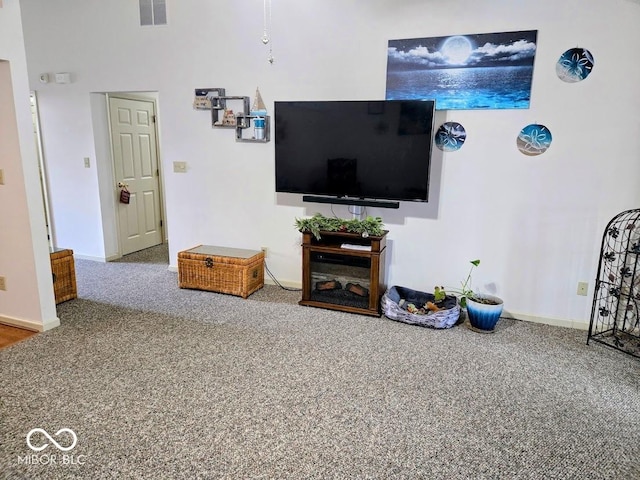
[105,92,166,259]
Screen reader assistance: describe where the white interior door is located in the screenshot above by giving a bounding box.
[109,95,163,255]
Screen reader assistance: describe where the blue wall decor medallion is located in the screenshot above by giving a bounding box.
[517,124,552,156]
[556,48,594,83]
[435,122,466,152]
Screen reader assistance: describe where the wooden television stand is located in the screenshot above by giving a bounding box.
[299,230,388,317]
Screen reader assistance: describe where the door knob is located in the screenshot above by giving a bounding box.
[118,182,128,188]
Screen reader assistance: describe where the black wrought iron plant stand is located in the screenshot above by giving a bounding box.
[588,208,640,358]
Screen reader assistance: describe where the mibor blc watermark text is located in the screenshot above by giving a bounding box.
[17,428,86,466]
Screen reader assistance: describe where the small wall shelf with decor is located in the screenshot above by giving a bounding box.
[193,87,270,143]
[235,114,270,142]
[211,95,250,128]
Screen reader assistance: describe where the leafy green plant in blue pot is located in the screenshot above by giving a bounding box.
[435,260,504,333]
[465,293,504,333]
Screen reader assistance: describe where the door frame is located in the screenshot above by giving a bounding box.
[30,91,54,250]
[106,92,166,257]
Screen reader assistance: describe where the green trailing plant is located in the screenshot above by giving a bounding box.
[295,213,385,240]
[435,259,481,308]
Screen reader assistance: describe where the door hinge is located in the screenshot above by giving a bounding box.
[152,115,156,123]
[160,219,163,227]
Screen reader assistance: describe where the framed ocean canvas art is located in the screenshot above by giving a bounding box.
[386,30,538,110]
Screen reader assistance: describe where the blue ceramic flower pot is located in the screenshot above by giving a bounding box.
[466,294,504,333]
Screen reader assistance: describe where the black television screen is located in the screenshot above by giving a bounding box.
[274,99,435,204]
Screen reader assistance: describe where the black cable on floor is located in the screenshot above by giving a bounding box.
[264,260,302,291]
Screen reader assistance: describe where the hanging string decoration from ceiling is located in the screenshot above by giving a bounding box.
[262,0,274,64]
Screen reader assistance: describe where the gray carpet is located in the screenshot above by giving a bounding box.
[1,244,639,479]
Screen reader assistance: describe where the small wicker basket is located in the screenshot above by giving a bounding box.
[50,248,77,304]
[381,286,460,329]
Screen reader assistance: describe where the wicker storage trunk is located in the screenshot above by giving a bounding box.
[178,245,264,298]
[50,248,77,304]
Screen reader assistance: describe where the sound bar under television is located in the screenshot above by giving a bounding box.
[302,195,400,209]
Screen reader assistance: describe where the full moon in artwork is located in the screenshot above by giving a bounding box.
[441,36,473,65]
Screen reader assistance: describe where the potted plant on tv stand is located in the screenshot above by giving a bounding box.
[436,259,504,333]
[294,213,385,240]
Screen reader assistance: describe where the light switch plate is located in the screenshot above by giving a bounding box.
[577,281,588,296]
[173,161,187,173]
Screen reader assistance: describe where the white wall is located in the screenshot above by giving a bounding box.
[0,0,58,331]
[19,0,640,328]
[89,92,118,260]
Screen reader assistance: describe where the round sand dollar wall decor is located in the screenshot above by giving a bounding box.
[517,124,552,156]
[435,122,466,152]
[556,47,594,83]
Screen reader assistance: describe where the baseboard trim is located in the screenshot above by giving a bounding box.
[264,278,301,289]
[74,254,107,262]
[74,254,122,262]
[504,311,589,330]
[0,314,60,332]
[158,269,587,330]
[167,265,300,289]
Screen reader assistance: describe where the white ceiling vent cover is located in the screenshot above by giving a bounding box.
[139,0,166,26]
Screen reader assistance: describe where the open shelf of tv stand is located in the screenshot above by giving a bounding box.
[299,230,388,317]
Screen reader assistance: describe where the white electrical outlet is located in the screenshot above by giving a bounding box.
[0,276,6,291]
[577,281,588,296]
[84,157,90,168]
[261,246,268,258]
[173,161,187,173]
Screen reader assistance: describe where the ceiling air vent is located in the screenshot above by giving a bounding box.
[139,0,167,26]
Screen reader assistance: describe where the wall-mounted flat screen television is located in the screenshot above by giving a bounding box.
[274,99,435,208]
